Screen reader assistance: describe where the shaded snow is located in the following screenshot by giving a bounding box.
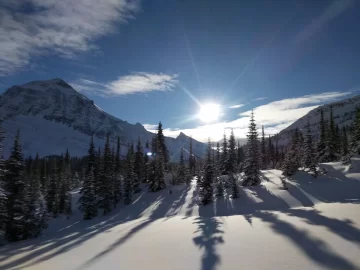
[1,160,360,269]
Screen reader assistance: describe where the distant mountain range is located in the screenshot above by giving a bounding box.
[0,78,206,160]
[277,94,360,144]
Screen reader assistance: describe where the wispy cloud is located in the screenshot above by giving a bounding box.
[70,73,178,96]
[229,104,245,109]
[0,0,139,75]
[254,97,268,101]
[144,91,352,142]
[143,124,158,131]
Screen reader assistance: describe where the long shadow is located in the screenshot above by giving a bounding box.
[286,208,360,245]
[291,165,360,204]
[254,211,358,270]
[78,188,187,269]
[0,186,185,270]
[193,214,224,270]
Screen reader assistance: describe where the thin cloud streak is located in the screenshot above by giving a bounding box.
[71,72,178,96]
[229,104,245,109]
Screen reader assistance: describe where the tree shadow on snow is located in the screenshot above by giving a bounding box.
[253,211,359,270]
[0,185,190,270]
[289,165,360,204]
[193,214,224,270]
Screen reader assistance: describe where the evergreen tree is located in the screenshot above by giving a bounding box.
[4,131,28,241]
[302,121,318,177]
[230,173,239,199]
[124,148,134,205]
[327,106,339,161]
[342,126,351,165]
[0,124,7,241]
[178,148,189,184]
[283,129,301,177]
[268,135,275,168]
[47,158,59,217]
[317,109,328,162]
[24,153,48,238]
[79,167,98,219]
[226,129,237,173]
[260,125,266,169]
[243,110,260,186]
[99,135,113,215]
[351,108,360,154]
[156,122,169,164]
[189,137,196,176]
[220,132,228,174]
[133,139,143,193]
[216,142,221,164]
[198,139,214,205]
[112,137,122,207]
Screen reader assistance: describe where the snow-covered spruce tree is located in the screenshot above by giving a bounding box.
[189,137,196,176]
[4,131,28,241]
[57,155,66,213]
[317,109,328,162]
[282,129,301,177]
[99,135,113,215]
[226,129,237,173]
[341,126,351,165]
[123,148,134,205]
[0,124,7,241]
[112,136,122,207]
[350,108,360,154]
[215,175,224,197]
[64,151,72,218]
[242,110,260,186]
[133,139,143,193]
[220,132,228,175]
[230,173,239,199]
[79,166,98,220]
[267,135,275,168]
[260,125,266,169]
[156,122,169,164]
[47,158,59,217]
[24,153,48,238]
[177,148,187,184]
[302,121,318,177]
[199,139,214,205]
[327,106,339,161]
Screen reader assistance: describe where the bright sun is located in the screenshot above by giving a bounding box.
[198,103,221,123]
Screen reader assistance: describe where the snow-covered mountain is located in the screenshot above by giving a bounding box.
[278,94,360,143]
[0,78,206,160]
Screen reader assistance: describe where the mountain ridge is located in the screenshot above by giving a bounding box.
[0,78,206,160]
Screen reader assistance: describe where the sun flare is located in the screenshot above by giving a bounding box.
[198,103,221,123]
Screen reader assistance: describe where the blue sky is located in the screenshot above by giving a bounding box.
[1,0,360,142]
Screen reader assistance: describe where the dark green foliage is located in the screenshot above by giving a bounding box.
[79,167,98,220]
[226,129,237,173]
[243,110,260,186]
[302,121,318,178]
[220,132,228,175]
[124,148,134,205]
[47,158,59,217]
[282,129,301,177]
[5,131,28,241]
[198,139,214,205]
[133,139,143,193]
[99,135,113,215]
[230,174,239,199]
[112,137,122,207]
[350,108,360,154]
[260,126,266,169]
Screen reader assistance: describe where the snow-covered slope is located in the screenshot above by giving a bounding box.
[0,78,206,159]
[1,160,360,270]
[278,94,360,143]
